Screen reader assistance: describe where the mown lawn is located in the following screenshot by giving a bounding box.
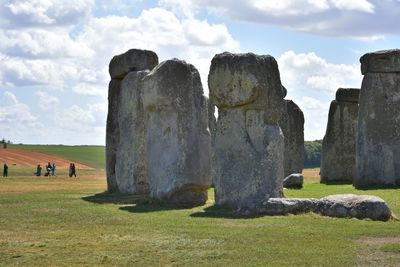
[9,144,105,170]
[0,170,399,266]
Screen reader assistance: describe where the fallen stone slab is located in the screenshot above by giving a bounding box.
[316,194,392,221]
[258,198,318,215]
[283,173,304,189]
[238,194,393,221]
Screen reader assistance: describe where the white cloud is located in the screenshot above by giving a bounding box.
[0,91,44,142]
[277,50,362,140]
[296,96,330,140]
[162,0,399,38]
[330,0,375,13]
[278,50,361,94]
[35,90,59,110]
[72,83,107,98]
[1,0,94,27]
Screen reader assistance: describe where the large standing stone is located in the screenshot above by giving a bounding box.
[209,52,285,211]
[355,49,400,188]
[320,88,360,183]
[279,99,304,177]
[142,59,211,205]
[105,79,121,193]
[106,49,158,194]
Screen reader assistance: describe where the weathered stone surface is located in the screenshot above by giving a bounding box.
[360,49,400,74]
[142,59,211,205]
[335,88,360,103]
[105,79,121,193]
[109,49,158,79]
[113,71,149,194]
[280,100,304,177]
[317,194,392,221]
[321,89,359,183]
[209,52,285,124]
[207,98,217,186]
[106,49,156,194]
[258,198,318,215]
[245,194,393,221]
[355,50,400,188]
[209,52,285,211]
[283,173,304,189]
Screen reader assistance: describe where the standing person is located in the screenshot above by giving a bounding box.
[69,163,73,178]
[51,162,56,176]
[34,164,42,176]
[45,162,52,177]
[72,163,76,177]
[3,163,8,177]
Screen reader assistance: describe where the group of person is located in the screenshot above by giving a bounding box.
[35,162,56,176]
[34,162,77,177]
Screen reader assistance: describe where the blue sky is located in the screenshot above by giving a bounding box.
[0,0,399,144]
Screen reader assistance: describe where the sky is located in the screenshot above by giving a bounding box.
[0,0,399,145]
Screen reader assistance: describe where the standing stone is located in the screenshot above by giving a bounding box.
[142,59,211,205]
[106,79,121,193]
[209,52,285,211]
[320,88,360,183]
[106,49,158,194]
[279,99,305,177]
[355,49,400,188]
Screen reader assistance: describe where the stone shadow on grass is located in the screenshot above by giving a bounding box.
[354,184,400,190]
[119,202,187,213]
[190,205,264,219]
[82,191,149,205]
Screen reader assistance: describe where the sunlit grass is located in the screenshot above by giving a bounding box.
[0,168,399,266]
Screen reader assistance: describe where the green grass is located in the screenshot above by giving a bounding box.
[10,144,105,170]
[0,170,399,266]
[381,244,400,253]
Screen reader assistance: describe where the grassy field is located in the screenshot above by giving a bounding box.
[0,168,399,266]
[9,144,105,170]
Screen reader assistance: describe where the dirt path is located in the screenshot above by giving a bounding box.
[0,148,94,170]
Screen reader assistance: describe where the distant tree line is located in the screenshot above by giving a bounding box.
[304,140,322,168]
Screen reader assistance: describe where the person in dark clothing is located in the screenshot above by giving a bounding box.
[45,162,52,177]
[3,163,8,177]
[34,164,42,176]
[69,163,73,177]
[72,163,76,177]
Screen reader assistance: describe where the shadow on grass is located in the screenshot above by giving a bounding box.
[82,191,149,205]
[119,202,188,213]
[320,181,353,185]
[190,205,265,219]
[355,184,400,191]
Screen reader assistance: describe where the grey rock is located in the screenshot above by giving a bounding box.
[114,71,149,194]
[360,49,400,74]
[258,198,318,215]
[283,173,304,189]
[249,194,393,221]
[142,59,211,206]
[280,100,304,177]
[105,79,121,193]
[335,88,360,103]
[109,49,158,79]
[355,50,400,188]
[321,88,359,183]
[209,52,285,124]
[317,194,392,221]
[209,52,285,211]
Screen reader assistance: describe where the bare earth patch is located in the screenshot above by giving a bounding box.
[0,148,94,170]
[357,236,400,266]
